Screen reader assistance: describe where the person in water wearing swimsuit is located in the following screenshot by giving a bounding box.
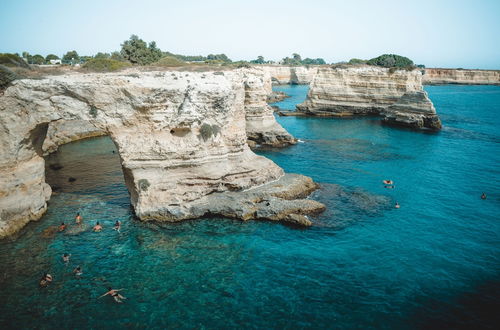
[99,287,126,303]
[39,273,53,287]
[62,253,71,263]
[58,222,67,232]
[75,213,83,226]
[93,222,103,232]
[113,220,121,232]
[395,202,400,209]
[73,266,83,276]
[481,193,487,200]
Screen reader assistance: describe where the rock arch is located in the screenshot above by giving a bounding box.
[0,69,321,237]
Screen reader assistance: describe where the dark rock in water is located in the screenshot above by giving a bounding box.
[51,185,62,193]
[49,163,63,171]
[68,177,77,182]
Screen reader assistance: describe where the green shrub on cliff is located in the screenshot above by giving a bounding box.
[120,35,163,65]
[152,56,186,67]
[0,65,20,90]
[82,58,131,72]
[367,54,414,68]
[0,53,30,68]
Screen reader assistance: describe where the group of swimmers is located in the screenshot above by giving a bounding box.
[39,213,126,303]
[57,213,122,233]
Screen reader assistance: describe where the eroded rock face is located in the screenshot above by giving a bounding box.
[423,68,500,85]
[42,120,106,154]
[297,66,441,130]
[0,69,321,238]
[261,66,318,85]
[243,69,296,147]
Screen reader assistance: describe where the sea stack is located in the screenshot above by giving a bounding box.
[297,66,441,130]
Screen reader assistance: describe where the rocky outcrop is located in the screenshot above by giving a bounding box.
[267,91,290,103]
[244,69,296,147]
[297,66,441,130]
[423,68,500,85]
[261,65,318,85]
[382,91,441,129]
[42,120,105,154]
[0,69,322,238]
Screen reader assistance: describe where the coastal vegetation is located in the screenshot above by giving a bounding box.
[82,58,131,72]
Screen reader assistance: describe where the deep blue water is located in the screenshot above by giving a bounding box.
[0,85,499,329]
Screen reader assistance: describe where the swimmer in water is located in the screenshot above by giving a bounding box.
[383,180,394,185]
[481,193,487,200]
[395,202,400,209]
[99,287,126,303]
[75,212,83,225]
[73,266,83,276]
[93,222,103,232]
[39,273,53,287]
[58,222,67,232]
[113,220,121,232]
[62,253,71,263]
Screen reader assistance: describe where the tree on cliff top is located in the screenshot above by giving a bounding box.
[120,35,163,65]
[367,54,414,68]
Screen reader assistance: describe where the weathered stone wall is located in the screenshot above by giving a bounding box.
[260,65,318,85]
[423,68,500,85]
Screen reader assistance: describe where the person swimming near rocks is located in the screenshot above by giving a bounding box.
[395,202,400,209]
[73,266,83,276]
[481,193,487,200]
[93,222,103,232]
[39,273,53,288]
[113,220,121,232]
[99,287,126,303]
[75,213,83,225]
[58,222,67,232]
[62,253,71,263]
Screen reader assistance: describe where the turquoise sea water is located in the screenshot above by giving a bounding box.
[0,85,499,329]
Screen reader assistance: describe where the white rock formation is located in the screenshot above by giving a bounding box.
[423,68,500,85]
[297,66,441,130]
[243,69,296,147]
[261,65,318,85]
[0,69,322,237]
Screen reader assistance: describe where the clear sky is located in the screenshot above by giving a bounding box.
[1,0,499,69]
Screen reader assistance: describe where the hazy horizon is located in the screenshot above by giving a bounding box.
[1,0,499,69]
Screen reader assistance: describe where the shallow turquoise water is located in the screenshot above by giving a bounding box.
[0,85,499,329]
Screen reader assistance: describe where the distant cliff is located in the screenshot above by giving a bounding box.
[297,66,441,130]
[423,68,500,85]
[261,65,318,85]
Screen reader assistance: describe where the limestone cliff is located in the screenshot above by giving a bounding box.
[0,69,322,238]
[423,68,500,85]
[243,69,296,147]
[261,65,318,85]
[297,66,441,130]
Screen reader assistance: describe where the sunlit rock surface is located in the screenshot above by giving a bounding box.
[0,69,322,237]
[297,66,441,130]
[423,68,500,85]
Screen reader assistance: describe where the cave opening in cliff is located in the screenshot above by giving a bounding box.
[43,134,128,204]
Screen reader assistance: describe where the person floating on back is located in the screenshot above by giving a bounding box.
[113,220,121,233]
[62,253,71,263]
[99,287,126,303]
[75,213,83,226]
[73,266,83,277]
[481,193,487,200]
[383,180,394,185]
[39,273,53,288]
[93,222,103,232]
[58,222,67,232]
